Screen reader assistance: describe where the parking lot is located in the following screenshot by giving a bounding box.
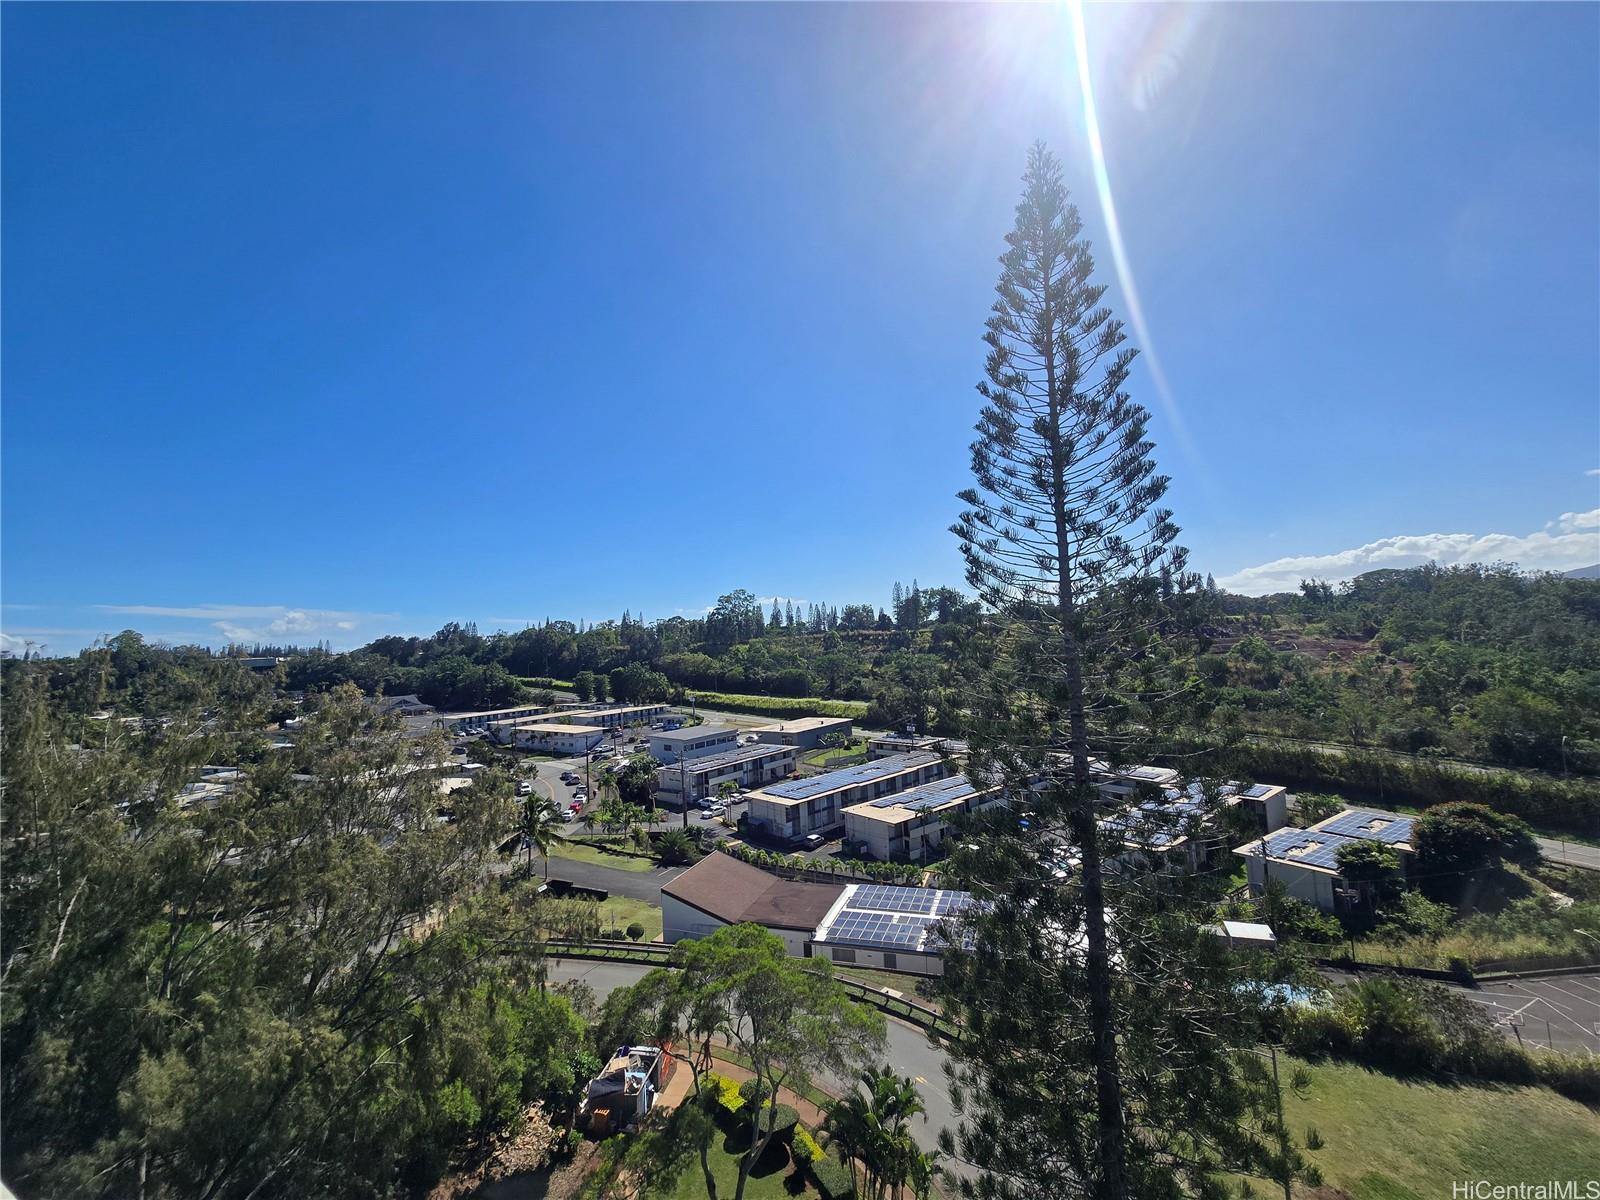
[1455,972,1600,1055]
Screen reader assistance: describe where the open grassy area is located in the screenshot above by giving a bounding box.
[549,839,658,874]
[586,894,664,942]
[1257,1056,1600,1199]
[657,1134,817,1200]
[835,965,939,1002]
[800,738,870,771]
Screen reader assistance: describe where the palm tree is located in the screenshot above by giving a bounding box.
[519,794,567,878]
[826,1066,931,1200]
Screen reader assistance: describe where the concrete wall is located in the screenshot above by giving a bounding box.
[661,893,729,944]
[1246,857,1335,909]
[811,941,945,977]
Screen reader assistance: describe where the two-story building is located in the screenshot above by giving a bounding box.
[744,752,949,843]
[649,725,739,763]
[842,775,1008,863]
[654,742,798,808]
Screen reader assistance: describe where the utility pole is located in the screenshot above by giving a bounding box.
[680,752,689,830]
[1269,1045,1291,1200]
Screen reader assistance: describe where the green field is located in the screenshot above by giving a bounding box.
[587,895,664,942]
[1264,1057,1600,1198]
[549,839,657,874]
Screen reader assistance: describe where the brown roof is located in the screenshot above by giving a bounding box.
[661,851,845,932]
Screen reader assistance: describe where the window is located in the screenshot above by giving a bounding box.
[831,947,856,963]
[882,953,897,970]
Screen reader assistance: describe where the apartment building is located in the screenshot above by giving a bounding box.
[744,752,949,843]
[842,775,1007,864]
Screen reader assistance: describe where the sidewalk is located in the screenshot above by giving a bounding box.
[653,1046,830,1129]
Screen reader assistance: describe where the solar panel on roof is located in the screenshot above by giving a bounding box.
[1317,809,1414,844]
[1244,784,1274,799]
[763,753,939,800]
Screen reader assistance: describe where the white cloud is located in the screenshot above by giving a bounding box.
[1551,509,1600,535]
[1587,468,1600,478]
[1218,510,1600,595]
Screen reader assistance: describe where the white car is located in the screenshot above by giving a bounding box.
[573,791,588,804]
[516,781,534,797]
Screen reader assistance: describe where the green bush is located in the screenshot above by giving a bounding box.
[625,922,646,942]
[703,1071,744,1117]
[810,1147,857,1200]
[792,1125,823,1167]
[1284,975,1599,1105]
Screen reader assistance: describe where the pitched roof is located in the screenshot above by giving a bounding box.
[661,851,845,932]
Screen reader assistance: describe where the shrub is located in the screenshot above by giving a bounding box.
[792,1125,823,1167]
[625,922,645,942]
[703,1071,744,1117]
[810,1147,857,1200]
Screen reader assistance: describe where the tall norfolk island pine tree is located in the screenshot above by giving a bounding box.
[944,144,1299,1200]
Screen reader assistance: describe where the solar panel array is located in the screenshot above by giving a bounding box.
[762,752,939,800]
[815,884,978,953]
[1315,808,1415,844]
[1249,829,1354,871]
[1244,783,1276,799]
[866,775,975,812]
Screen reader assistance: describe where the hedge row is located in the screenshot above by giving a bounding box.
[517,676,576,692]
[1197,739,1599,834]
[686,691,869,720]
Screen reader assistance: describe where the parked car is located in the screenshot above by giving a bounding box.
[516,781,533,797]
[573,791,588,804]
[567,804,582,820]
[700,804,725,820]
[802,833,825,850]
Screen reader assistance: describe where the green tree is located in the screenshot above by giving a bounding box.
[944,144,1290,1200]
[520,794,569,879]
[1413,801,1541,903]
[609,925,884,1200]
[1,677,555,1197]
[1334,840,1401,916]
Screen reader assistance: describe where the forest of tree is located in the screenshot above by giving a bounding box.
[12,561,1597,775]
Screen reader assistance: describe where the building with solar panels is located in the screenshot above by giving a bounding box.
[744,752,950,843]
[810,881,978,975]
[842,775,1006,864]
[660,851,977,975]
[653,741,798,808]
[1100,779,1290,872]
[1233,808,1415,911]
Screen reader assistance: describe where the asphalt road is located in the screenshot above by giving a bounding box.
[544,958,961,1168]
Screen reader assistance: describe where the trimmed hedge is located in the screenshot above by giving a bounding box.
[517,676,576,692]
[810,1147,857,1200]
[686,691,869,720]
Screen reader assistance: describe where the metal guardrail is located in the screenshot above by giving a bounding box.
[541,939,957,1036]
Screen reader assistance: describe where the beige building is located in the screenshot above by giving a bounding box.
[842,775,1007,864]
[745,752,948,843]
[501,722,609,755]
[654,742,798,808]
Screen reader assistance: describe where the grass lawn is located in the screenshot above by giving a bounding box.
[1257,1057,1600,1199]
[835,965,939,1001]
[800,739,869,771]
[549,839,657,874]
[586,894,664,942]
[657,1135,816,1200]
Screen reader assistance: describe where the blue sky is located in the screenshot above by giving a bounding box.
[4,3,1597,654]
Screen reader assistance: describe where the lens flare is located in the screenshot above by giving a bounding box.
[1066,0,1197,467]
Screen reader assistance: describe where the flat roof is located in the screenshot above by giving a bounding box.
[662,851,844,931]
[446,704,558,721]
[652,725,738,742]
[813,882,978,953]
[842,776,987,824]
[756,752,941,804]
[518,723,606,735]
[1233,811,1414,874]
[749,716,853,733]
[659,742,796,775]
